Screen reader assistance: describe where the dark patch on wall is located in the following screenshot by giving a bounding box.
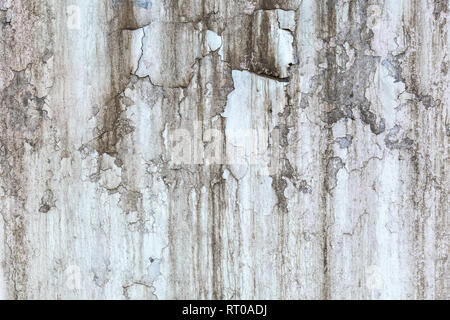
[0,0,55,297]
[384,125,414,150]
[382,53,406,83]
[112,0,150,29]
[0,8,11,25]
[222,9,295,80]
[94,96,135,156]
[39,189,56,213]
[258,0,297,10]
[433,0,448,19]
[325,105,354,124]
[359,106,386,135]
[417,94,441,109]
[314,0,381,146]
[1,67,46,141]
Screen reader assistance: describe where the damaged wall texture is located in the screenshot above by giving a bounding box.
[0,0,448,300]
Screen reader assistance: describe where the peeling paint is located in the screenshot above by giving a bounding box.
[0,0,448,300]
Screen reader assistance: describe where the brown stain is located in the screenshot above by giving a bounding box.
[313,0,380,299]
[316,0,337,300]
[433,0,449,19]
[210,174,226,299]
[250,11,278,78]
[94,1,138,157]
[160,51,233,298]
[259,0,296,11]
[112,0,143,30]
[223,9,293,80]
[405,0,429,299]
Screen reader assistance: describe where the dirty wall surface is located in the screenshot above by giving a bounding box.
[0,0,448,299]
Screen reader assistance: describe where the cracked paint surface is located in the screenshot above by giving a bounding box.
[0,0,448,300]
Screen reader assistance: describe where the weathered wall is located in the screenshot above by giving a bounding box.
[0,0,448,300]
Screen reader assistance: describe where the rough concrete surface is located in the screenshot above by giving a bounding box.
[0,0,448,300]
